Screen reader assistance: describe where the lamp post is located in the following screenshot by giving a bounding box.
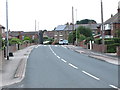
[6,0,9,60]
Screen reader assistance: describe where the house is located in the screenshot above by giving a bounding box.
[20,31,39,40]
[0,25,5,48]
[9,31,39,41]
[99,2,120,38]
[0,24,5,39]
[43,31,54,39]
[9,31,23,39]
[54,24,100,42]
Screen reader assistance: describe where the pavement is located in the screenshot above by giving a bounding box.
[0,45,36,89]
[64,45,120,65]
[0,44,119,89]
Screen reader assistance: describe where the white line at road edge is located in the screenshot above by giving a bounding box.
[109,85,119,89]
[82,71,100,80]
[61,59,67,63]
[68,63,78,69]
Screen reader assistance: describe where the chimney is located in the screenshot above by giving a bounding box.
[118,1,120,22]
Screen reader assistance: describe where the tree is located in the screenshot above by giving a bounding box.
[78,34,86,42]
[77,26,92,37]
[76,19,97,24]
[9,38,22,45]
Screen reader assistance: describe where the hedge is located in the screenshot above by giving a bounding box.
[107,43,120,53]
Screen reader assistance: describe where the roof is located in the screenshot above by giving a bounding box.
[55,25,66,31]
[55,24,99,31]
[0,24,5,29]
[21,32,38,35]
[64,24,100,30]
[104,13,119,24]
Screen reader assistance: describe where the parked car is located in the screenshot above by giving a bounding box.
[59,39,64,45]
[63,40,68,45]
[59,39,68,45]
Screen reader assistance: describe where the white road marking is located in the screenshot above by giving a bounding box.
[61,59,67,63]
[82,71,100,80]
[109,85,119,89]
[57,56,60,59]
[68,63,78,69]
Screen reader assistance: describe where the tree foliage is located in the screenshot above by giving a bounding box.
[77,26,92,37]
[76,19,97,24]
[9,38,22,45]
[68,26,93,44]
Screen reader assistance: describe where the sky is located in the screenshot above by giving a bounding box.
[0,0,119,31]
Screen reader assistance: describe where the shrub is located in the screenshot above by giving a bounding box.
[107,44,116,53]
[94,38,102,44]
[113,38,120,43]
[105,40,114,45]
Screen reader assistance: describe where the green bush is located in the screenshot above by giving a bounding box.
[105,40,114,45]
[95,38,102,44]
[107,44,116,53]
[113,38,120,43]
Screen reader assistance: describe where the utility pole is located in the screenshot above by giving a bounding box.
[6,0,9,60]
[101,0,105,52]
[35,20,36,31]
[72,6,74,45]
[75,9,78,45]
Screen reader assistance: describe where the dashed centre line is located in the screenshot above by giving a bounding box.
[109,85,119,89]
[49,45,117,88]
[61,59,67,63]
[68,63,78,69]
[82,70,100,81]
[57,56,60,59]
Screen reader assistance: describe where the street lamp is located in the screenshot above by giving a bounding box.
[6,0,9,60]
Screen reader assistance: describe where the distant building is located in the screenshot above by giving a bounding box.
[9,31,39,40]
[43,31,54,39]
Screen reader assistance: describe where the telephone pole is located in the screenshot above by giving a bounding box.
[6,0,9,60]
[72,6,74,45]
[101,0,105,52]
[75,9,78,45]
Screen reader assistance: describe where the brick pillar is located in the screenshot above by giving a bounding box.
[117,46,120,57]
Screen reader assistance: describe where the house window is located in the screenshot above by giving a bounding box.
[32,35,35,40]
[22,36,24,40]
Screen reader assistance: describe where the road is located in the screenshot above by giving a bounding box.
[3,45,119,89]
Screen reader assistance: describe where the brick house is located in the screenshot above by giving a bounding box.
[43,31,54,39]
[0,25,5,48]
[9,31,39,41]
[97,3,120,38]
[0,25,5,68]
[20,31,39,41]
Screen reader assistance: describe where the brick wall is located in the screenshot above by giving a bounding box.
[117,46,120,57]
[92,44,107,53]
